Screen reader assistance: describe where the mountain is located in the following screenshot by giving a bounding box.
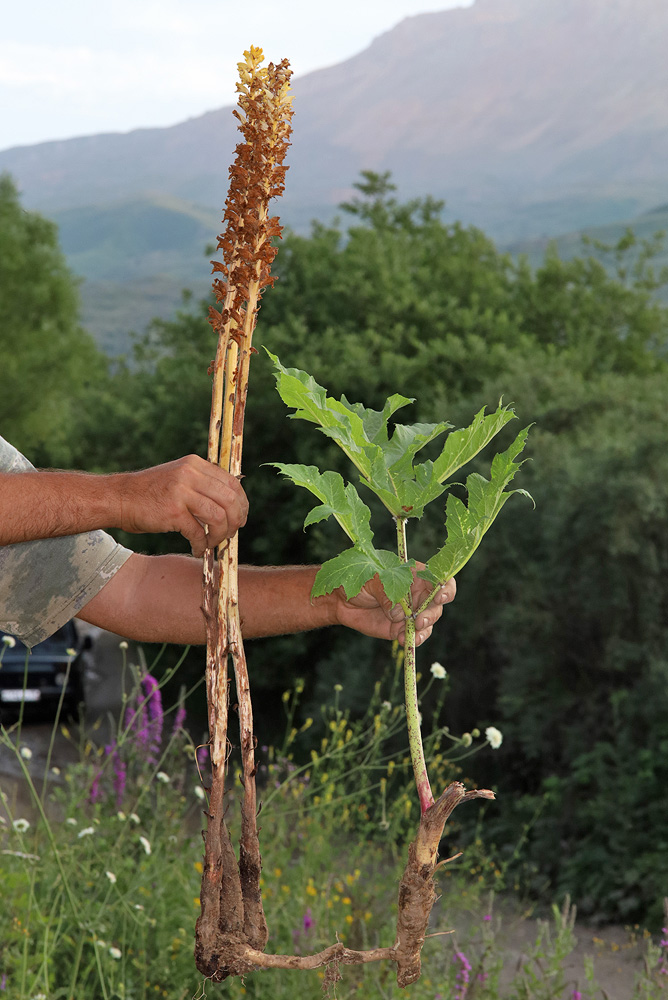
[3,0,668,236]
[2,0,667,348]
[50,198,220,354]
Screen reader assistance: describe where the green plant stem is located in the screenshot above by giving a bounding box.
[396,516,434,814]
[415,582,447,620]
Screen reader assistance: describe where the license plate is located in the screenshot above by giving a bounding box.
[1,689,41,703]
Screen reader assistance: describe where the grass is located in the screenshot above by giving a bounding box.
[1,643,668,999]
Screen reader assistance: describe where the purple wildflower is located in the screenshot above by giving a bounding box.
[172,703,186,735]
[453,950,472,1000]
[125,697,149,753]
[303,908,313,932]
[482,914,492,921]
[89,770,102,804]
[141,674,163,763]
[572,992,583,1000]
[113,757,127,807]
[1,972,7,990]
[197,746,209,765]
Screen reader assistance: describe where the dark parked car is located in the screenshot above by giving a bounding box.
[0,620,90,721]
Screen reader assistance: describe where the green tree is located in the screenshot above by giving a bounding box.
[0,174,107,466]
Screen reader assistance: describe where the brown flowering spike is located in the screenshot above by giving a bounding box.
[196,45,293,980]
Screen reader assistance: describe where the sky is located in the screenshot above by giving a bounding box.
[1,0,474,152]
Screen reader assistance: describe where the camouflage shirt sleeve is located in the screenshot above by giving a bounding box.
[0,435,133,648]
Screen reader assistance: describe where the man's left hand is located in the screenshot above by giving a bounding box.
[333,569,456,645]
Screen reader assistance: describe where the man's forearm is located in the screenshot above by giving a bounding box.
[0,470,122,544]
[78,553,338,644]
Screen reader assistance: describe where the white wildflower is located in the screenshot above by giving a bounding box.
[78,826,95,838]
[105,870,117,884]
[116,811,127,821]
[381,700,392,711]
[139,836,151,855]
[485,726,503,750]
[65,647,77,657]
[193,786,206,801]
[66,817,77,826]
[13,818,30,833]
[134,903,145,910]
[109,946,122,960]
[129,813,140,825]
[156,771,170,784]
[461,732,473,748]
[430,661,447,680]
[19,746,33,760]
[51,767,61,776]
[119,640,128,650]
[2,635,16,648]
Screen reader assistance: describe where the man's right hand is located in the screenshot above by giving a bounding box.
[0,454,248,552]
[115,455,249,556]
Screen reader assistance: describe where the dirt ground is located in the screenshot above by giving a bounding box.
[491,907,655,998]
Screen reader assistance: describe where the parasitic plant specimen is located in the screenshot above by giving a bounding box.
[196,46,293,978]
[195,46,529,991]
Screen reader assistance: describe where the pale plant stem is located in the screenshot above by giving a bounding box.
[13,752,80,922]
[40,660,71,802]
[206,299,234,466]
[228,270,262,817]
[68,932,86,998]
[396,517,434,814]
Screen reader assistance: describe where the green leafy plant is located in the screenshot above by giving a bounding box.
[267,350,532,984]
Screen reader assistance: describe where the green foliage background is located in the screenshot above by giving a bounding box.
[3,170,668,925]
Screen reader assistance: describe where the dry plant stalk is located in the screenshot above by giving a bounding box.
[195,46,493,991]
[196,46,293,976]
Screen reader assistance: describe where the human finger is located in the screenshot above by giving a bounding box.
[196,464,249,520]
[186,488,247,547]
[177,512,211,558]
[394,620,435,647]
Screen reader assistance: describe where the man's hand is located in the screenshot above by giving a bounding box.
[0,455,248,551]
[116,455,248,556]
[333,570,456,645]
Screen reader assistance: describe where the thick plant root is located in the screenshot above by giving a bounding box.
[194,781,493,986]
[393,782,495,986]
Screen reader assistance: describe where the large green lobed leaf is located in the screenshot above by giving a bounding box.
[421,427,533,586]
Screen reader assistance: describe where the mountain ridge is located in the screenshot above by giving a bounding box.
[2,0,667,240]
